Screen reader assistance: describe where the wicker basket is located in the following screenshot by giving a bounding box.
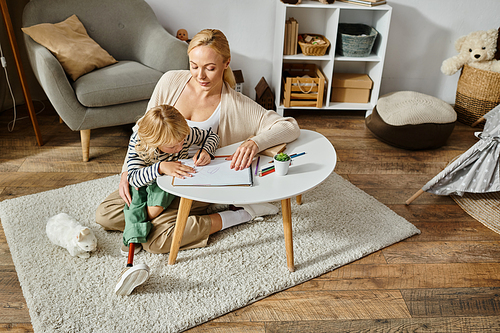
[298,34,330,56]
[336,23,378,57]
[455,64,500,126]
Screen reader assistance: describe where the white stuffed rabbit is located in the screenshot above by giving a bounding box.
[46,213,97,258]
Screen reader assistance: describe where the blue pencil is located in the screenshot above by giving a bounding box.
[290,152,306,158]
[268,152,306,163]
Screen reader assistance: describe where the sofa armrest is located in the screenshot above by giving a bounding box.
[24,36,87,130]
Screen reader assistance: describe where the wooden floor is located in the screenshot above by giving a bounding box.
[1,102,500,332]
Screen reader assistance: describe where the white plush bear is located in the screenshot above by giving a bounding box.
[441,29,500,75]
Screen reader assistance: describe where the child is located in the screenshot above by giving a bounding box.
[122,104,219,254]
[115,104,219,296]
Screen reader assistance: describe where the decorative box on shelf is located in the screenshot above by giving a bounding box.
[282,63,326,108]
[331,73,373,103]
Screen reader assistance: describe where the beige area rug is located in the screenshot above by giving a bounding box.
[452,192,500,234]
[0,173,420,333]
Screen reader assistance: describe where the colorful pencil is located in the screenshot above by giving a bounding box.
[290,152,306,158]
[268,151,306,163]
[254,156,260,176]
[260,165,274,173]
[258,170,273,177]
[259,168,275,177]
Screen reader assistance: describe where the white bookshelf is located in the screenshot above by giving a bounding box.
[272,0,392,115]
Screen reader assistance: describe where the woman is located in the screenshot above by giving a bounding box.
[96,29,300,256]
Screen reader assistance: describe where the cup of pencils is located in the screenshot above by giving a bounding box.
[273,153,291,176]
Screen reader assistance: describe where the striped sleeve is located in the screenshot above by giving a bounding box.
[187,127,220,158]
[126,132,162,188]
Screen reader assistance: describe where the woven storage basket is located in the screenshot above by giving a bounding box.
[455,64,500,126]
[337,23,378,57]
[298,34,330,56]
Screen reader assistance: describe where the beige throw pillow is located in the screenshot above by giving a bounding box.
[22,14,117,81]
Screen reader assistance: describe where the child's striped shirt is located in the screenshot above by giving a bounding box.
[127,127,219,188]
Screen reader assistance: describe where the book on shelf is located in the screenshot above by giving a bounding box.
[338,0,386,6]
[287,19,292,55]
[283,17,299,55]
[285,19,290,55]
[285,18,291,55]
[292,17,298,54]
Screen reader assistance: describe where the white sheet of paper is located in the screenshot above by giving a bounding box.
[172,159,253,187]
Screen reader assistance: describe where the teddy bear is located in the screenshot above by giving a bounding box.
[441,29,500,75]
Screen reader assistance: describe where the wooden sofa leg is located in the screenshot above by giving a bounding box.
[80,129,91,162]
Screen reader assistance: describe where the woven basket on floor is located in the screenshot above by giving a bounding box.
[451,192,500,235]
[454,64,500,126]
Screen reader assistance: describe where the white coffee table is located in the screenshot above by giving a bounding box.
[157,129,336,272]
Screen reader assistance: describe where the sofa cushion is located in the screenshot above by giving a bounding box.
[366,91,457,150]
[22,14,117,81]
[72,61,163,108]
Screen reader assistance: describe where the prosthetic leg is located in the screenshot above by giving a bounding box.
[115,243,150,296]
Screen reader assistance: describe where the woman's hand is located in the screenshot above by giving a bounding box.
[159,161,195,179]
[228,139,258,170]
[119,172,132,207]
[193,149,211,166]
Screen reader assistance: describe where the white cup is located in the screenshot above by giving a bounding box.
[273,157,291,176]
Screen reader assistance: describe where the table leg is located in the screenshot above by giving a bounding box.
[296,195,302,205]
[168,197,193,265]
[281,197,294,272]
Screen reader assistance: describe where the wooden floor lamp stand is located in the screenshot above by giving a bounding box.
[0,0,43,146]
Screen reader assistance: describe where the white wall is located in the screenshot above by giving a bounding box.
[138,1,499,103]
[145,0,276,100]
[383,0,500,104]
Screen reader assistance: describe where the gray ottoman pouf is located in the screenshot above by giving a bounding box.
[366,91,457,150]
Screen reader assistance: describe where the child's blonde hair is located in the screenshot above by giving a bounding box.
[188,29,236,89]
[135,105,190,162]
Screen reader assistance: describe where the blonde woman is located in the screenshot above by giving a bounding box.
[97,29,299,257]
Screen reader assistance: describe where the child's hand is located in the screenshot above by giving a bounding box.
[159,161,195,179]
[193,150,211,166]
